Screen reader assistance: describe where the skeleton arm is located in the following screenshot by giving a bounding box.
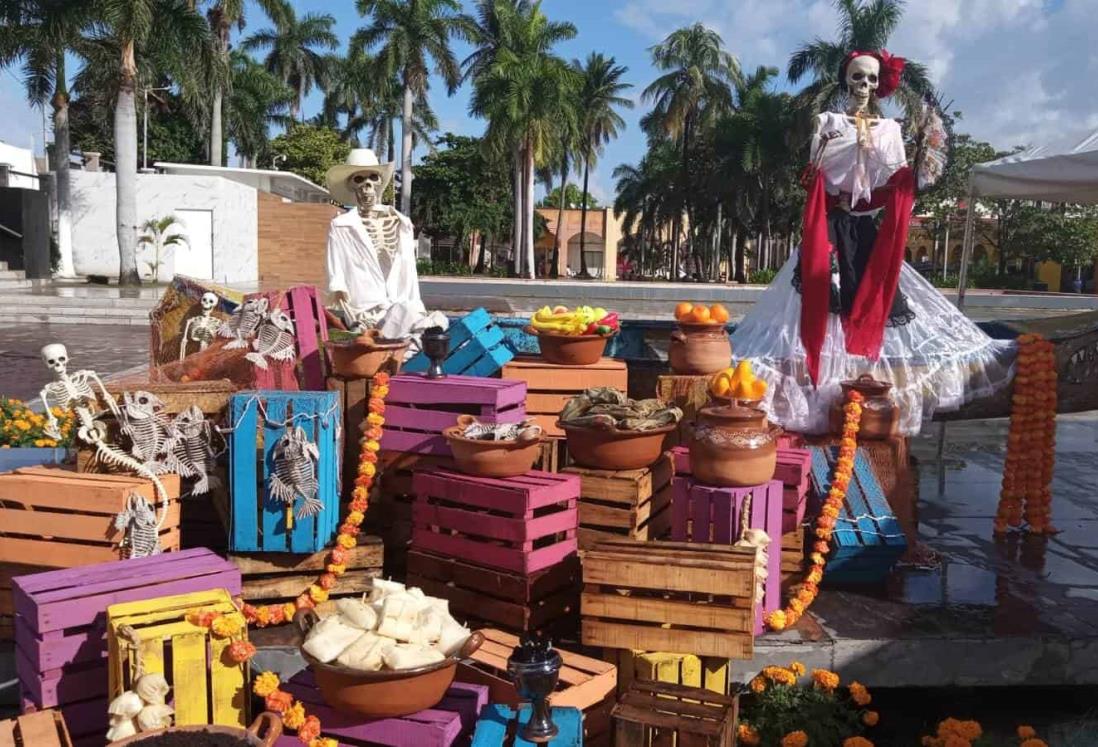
[85,370,121,417]
[40,385,63,439]
[180,318,196,362]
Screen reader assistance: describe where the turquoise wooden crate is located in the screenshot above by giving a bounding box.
[404,307,514,377]
[229,390,340,553]
[809,446,906,585]
[472,705,583,747]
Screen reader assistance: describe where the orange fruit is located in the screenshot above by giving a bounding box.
[710,303,730,323]
[710,373,731,397]
[674,302,693,320]
[690,306,711,323]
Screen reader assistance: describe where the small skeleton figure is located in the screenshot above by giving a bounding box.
[245,308,297,370]
[218,296,268,349]
[113,492,162,559]
[269,425,322,519]
[118,390,172,474]
[164,405,221,496]
[179,292,222,361]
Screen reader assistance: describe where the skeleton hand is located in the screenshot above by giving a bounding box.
[40,387,63,440]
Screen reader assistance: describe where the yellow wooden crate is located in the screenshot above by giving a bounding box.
[107,589,248,728]
[613,650,730,696]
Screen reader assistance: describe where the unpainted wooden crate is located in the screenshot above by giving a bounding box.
[581,540,756,660]
[457,627,615,746]
[327,373,372,489]
[0,709,74,747]
[229,536,382,608]
[563,454,673,550]
[502,357,628,437]
[612,680,739,747]
[108,589,249,729]
[104,379,238,417]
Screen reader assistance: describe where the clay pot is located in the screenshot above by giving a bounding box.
[444,426,542,478]
[668,323,732,375]
[690,404,781,487]
[559,422,674,470]
[325,330,409,378]
[296,610,484,719]
[108,713,282,746]
[530,329,612,366]
[829,373,899,440]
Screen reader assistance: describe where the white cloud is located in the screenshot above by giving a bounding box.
[615,0,1098,150]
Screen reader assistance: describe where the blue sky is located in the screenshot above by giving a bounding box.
[2,0,1096,202]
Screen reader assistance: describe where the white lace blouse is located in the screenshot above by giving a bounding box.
[811,111,907,210]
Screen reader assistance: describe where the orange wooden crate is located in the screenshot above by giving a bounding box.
[0,709,74,747]
[502,357,627,437]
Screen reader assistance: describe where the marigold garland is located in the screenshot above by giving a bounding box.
[255,671,337,746]
[766,389,864,631]
[995,334,1057,534]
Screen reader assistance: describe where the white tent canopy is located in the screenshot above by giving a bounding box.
[969,127,1098,203]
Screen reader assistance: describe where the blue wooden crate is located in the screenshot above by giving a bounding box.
[809,446,906,585]
[404,308,514,377]
[228,390,340,553]
[472,705,583,747]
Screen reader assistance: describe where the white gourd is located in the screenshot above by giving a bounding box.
[106,717,138,741]
[136,703,175,731]
[108,691,143,718]
[134,673,171,705]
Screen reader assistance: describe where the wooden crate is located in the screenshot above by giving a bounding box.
[327,373,372,489]
[581,540,756,660]
[534,436,569,473]
[407,550,579,638]
[781,525,806,590]
[249,285,329,390]
[369,452,454,581]
[108,589,248,728]
[0,709,73,747]
[562,455,674,550]
[809,446,907,585]
[13,549,240,743]
[384,374,526,456]
[412,469,579,574]
[776,448,813,533]
[613,650,730,696]
[0,468,182,569]
[457,628,615,746]
[656,374,714,446]
[230,536,382,607]
[472,705,583,747]
[612,681,739,747]
[502,357,628,437]
[277,672,487,747]
[403,308,514,377]
[104,379,237,417]
[228,390,340,553]
[670,477,782,633]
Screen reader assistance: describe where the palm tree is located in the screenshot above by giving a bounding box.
[574,53,631,278]
[643,23,741,280]
[204,0,286,166]
[354,0,466,215]
[242,5,337,121]
[95,0,214,284]
[466,0,577,278]
[0,0,96,278]
[787,0,933,121]
[138,214,187,281]
[613,141,681,278]
[225,50,293,167]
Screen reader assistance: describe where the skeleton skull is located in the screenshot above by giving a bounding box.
[200,292,219,313]
[845,54,880,106]
[41,343,69,375]
[269,308,295,334]
[349,169,383,208]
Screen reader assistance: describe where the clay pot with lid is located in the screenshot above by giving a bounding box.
[668,322,732,375]
[829,373,899,440]
[689,404,782,487]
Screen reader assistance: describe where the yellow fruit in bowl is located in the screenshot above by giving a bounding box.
[710,372,731,397]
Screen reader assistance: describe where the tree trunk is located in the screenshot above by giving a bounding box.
[400,83,414,215]
[115,42,141,285]
[552,162,567,278]
[52,54,75,278]
[679,117,692,280]
[512,144,523,277]
[210,27,229,167]
[474,231,488,274]
[942,220,952,280]
[387,119,396,164]
[578,157,591,278]
[734,231,745,283]
[524,141,536,280]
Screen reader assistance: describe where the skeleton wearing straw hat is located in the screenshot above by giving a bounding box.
[325,149,447,352]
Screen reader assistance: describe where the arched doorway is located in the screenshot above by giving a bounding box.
[567,232,604,278]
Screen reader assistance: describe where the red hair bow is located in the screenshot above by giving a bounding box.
[841,49,906,98]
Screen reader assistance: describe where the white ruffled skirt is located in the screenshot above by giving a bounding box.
[729,257,1016,436]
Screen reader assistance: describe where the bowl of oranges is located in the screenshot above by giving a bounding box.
[709,360,768,406]
[669,302,733,375]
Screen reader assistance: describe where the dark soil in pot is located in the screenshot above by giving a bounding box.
[131,733,250,747]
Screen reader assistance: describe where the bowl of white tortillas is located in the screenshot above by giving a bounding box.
[296,579,484,718]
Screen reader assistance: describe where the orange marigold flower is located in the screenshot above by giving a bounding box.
[364,426,383,441]
[295,594,315,611]
[282,701,307,730]
[789,661,806,676]
[361,449,378,464]
[297,715,322,743]
[749,676,767,693]
[265,689,293,713]
[326,563,347,576]
[737,723,760,746]
[317,573,337,590]
[310,739,338,747]
[329,546,348,564]
[765,610,787,631]
[812,668,840,691]
[253,671,281,698]
[350,497,368,512]
[1020,740,1048,747]
[228,640,256,663]
[813,541,831,554]
[863,710,879,726]
[807,567,824,584]
[844,739,874,747]
[942,737,970,747]
[781,730,808,747]
[269,605,285,625]
[1017,726,1037,739]
[374,372,390,386]
[367,398,385,414]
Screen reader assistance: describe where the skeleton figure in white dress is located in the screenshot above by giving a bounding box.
[325,149,447,355]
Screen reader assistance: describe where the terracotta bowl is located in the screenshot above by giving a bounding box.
[296,611,484,718]
[530,328,613,366]
[559,422,675,470]
[444,427,542,478]
[325,330,409,378]
[108,713,282,746]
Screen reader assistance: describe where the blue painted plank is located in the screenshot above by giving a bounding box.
[842,454,882,548]
[463,344,514,378]
[321,390,340,546]
[263,394,289,551]
[472,705,583,747]
[854,452,907,549]
[447,325,505,374]
[449,307,492,349]
[810,448,860,550]
[290,394,319,553]
[230,393,259,551]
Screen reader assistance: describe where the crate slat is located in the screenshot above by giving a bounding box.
[613,650,729,696]
[229,537,383,605]
[565,456,673,549]
[472,705,583,747]
[502,357,628,437]
[403,309,514,377]
[0,710,73,747]
[611,681,738,747]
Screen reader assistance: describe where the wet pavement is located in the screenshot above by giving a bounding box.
[755,412,1098,687]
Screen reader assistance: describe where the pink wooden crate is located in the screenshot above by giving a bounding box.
[412,469,579,575]
[670,476,782,634]
[383,374,527,456]
[12,548,240,741]
[276,672,487,747]
[246,285,329,390]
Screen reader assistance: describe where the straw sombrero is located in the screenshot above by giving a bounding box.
[326,149,395,206]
